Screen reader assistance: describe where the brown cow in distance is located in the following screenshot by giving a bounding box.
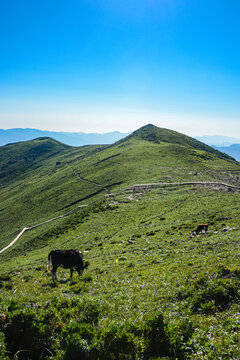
[47,249,88,281]
[195,224,208,234]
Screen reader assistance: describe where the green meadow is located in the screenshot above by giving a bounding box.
[0,125,240,359]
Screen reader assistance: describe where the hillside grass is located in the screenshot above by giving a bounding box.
[0,186,240,359]
[0,127,240,359]
[1,137,238,249]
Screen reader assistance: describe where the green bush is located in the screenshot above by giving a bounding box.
[99,323,139,360]
[143,313,171,359]
[142,313,194,359]
[62,335,92,360]
[60,321,98,360]
[0,296,195,360]
[217,264,240,278]
[78,299,101,324]
[71,282,89,294]
[0,331,8,359]
[176,266,240,315]
[167,318,194,359]
[3,307,55,360]
[191,279,239,314]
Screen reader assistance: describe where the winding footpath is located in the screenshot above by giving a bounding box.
[126,180,239,191]
[0,180,239,254]
[71,167,110,194]
[0,205,87,254]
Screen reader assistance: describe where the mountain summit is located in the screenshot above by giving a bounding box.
[119,124,233,160]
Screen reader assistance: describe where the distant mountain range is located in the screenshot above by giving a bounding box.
[0,128,240,160]
[212,144,240,161]
[0,128,129,147]
[195,135,240,147]
[195,135,240,161]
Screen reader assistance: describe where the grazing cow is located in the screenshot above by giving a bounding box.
[47,249,87,281]
[195,223,208,234]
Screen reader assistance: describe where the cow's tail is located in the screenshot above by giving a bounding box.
[47,251,52,272]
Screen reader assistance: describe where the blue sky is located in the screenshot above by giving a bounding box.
[0,0,240,136]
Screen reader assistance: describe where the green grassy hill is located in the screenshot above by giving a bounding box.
[118,124,234,159]
[0,124,240,359]
[0,125,238,251]
[0,137,70,185]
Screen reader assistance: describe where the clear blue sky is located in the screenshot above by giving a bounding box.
[1,0,240,136]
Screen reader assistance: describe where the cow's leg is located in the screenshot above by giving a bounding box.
[51,266,58,281]
[51,270,55,281]
[70,268,73,278]
[77,267,84,276]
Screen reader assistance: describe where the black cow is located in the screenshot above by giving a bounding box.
[195,223,208,234]
[47,249,87,281]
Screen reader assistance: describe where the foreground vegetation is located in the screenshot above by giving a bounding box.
[1,186,240,359]
[0,125,239,359]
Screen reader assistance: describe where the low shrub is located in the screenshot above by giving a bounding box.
[3,309,51,360]
[1,298,194,360]
[60,322,97,360]
[62,335,92,360]
[176,265,240,314]
[71,282,89,294]
[0,331,8,359]
[99,323,139,360]
[80,299,101,324]
[143,313,171,359]
[167,317,194,359]
[217,264,240,278]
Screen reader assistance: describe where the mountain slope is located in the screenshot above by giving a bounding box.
[0,137,70,185]
[0,125,240,359]
[0,124,239,252]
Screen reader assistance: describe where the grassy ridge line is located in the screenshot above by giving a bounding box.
[1,180,238,254]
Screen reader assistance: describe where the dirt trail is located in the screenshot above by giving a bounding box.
[0,180,239,254]
[0,228,29,254]
[126,181,239,191]
[71,167,110,194]
[0,205,88,254]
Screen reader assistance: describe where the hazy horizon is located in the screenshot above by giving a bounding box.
[1,126,240,141]
[1,1,240,137]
